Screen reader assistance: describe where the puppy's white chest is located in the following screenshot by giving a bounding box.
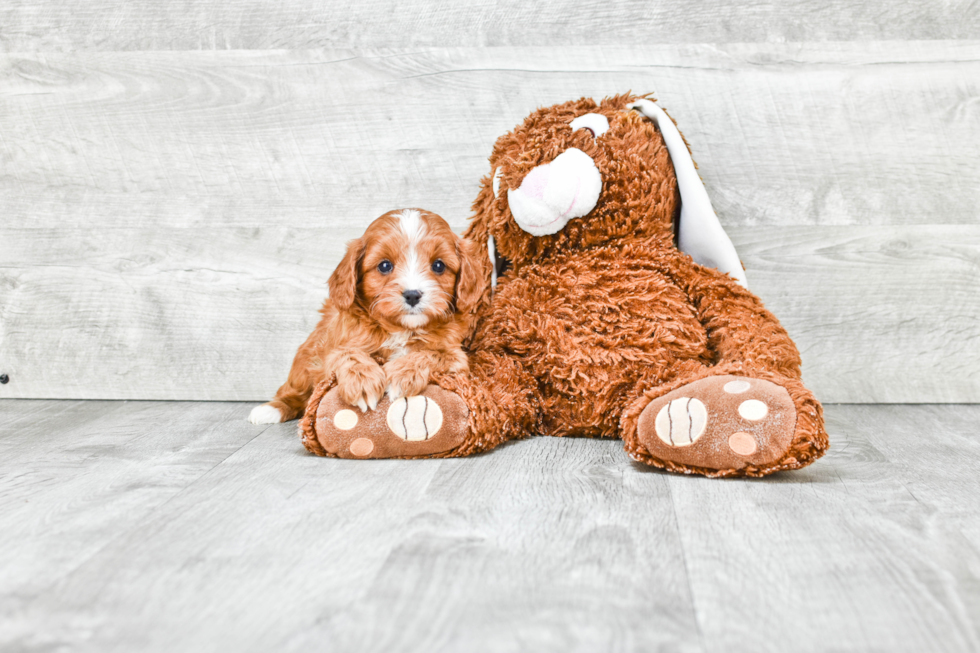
[382,331,413,360]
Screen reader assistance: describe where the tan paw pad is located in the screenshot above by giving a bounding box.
[333,409,359,430]
[724,380,751,394]
[728,432,758,456]
[349,438,374,456]
[386,395,443,441]
[738,399,768,421]
[654,397,708,447]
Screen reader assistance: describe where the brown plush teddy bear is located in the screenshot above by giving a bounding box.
[301,93,829,478]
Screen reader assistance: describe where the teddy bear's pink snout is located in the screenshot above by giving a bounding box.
[506,148,603,237]
[520,165,551,201]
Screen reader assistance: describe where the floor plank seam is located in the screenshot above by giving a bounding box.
[7,420,277,613]
[666,477,707,652]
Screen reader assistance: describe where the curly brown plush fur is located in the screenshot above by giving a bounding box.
[304,93,829,477]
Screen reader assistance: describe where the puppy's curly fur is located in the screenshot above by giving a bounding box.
[249,208,484,424]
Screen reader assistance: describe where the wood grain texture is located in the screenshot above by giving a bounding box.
[2,43,978,401]
[1,400,979,651]
[2,225,977,402]
[736,225,980,404]
[1,0,979,51]
[667,404,980,652]
[0,401,263,601]
[0,226,349,400]
[2,43,979,230]
[843,405,980,551]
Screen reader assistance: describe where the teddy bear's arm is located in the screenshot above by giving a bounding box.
[668,257,803,379]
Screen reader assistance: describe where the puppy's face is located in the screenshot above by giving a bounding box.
[329,209,484,329]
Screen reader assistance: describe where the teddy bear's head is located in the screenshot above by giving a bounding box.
[466,93,747,287]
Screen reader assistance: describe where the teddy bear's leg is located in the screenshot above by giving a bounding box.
[301,351,540,459]
[621,366,826,477]
[620,259,829,477]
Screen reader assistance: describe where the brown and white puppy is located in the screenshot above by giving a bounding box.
[248,208,484,424]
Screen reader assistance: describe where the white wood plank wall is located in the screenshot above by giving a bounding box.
[0,4,978,402]
[2,1,979,49]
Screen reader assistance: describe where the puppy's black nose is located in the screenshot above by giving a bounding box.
[403,290,422,307]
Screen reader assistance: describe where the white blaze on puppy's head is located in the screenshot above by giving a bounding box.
[394,209,439,327]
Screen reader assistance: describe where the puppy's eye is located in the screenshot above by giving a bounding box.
[431,259,446,274]
[377,260,393,274]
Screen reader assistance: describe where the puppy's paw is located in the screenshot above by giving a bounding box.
[248,404,282,424]
[384,357,430,401]
[337,363,387,412]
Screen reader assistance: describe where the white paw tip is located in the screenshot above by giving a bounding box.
[739,400,769,421]
[248,405,282,425]
[355,399,368,413]
[654,397,707,447]
[333,409,359,430]
[724,380,751,394]
[386,396,443,441]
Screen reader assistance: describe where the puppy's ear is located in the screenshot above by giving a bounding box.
[454,235,487,313]
[328,237,364,311]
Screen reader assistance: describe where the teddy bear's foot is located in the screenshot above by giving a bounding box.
[313,384,469,459]
[635,375,797,473]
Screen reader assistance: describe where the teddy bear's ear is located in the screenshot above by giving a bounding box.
[629,99,748,288]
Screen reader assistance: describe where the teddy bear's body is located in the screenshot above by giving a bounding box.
[303,94,828,478]
[476,237,707,438]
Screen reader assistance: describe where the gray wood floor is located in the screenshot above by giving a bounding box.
[1,400,978,652]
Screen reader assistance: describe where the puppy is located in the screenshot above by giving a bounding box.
[249,208,484,424]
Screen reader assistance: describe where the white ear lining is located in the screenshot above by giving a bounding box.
[628,99,748,288]
[488,234,498,290]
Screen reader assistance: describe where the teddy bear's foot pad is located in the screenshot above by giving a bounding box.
[315,385,469,459]
[637,375,796,471]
